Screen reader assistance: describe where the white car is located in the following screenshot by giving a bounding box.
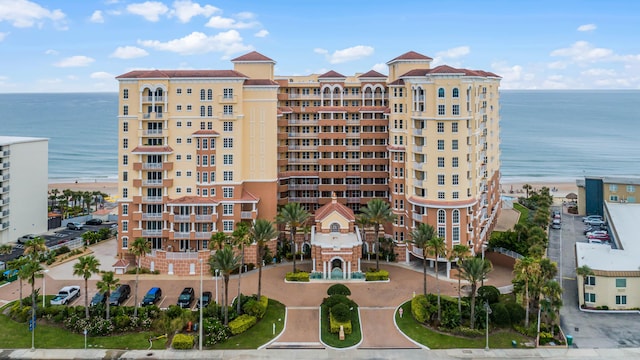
[586,230,608,238]
[50,285,80,305]
[585,219,606,226]
[582,215,603,223]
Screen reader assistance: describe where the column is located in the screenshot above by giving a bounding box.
[347,261,351,279]
[343,260,346,280]
[323,261,327,279]
[446,260,451,279]
[312,258,316,272]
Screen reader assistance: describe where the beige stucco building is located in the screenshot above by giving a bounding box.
[0,136,48,245]
[115,50,501,275]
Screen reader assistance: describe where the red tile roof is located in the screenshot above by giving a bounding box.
[240,190,259,202]
[408,196,477,207]
[244,79,278,86]
[318,70,346,78]
[231,51,275,62]
[112,259,130,268]
[358,70,387,78]
[399,65,501,78]
[357,106,387,113]
[116,69,247,79]
[314,196,355,222]
[167,196,219,205]
[192,130,220,136]
[388,51,433,62]
[387,79,405,86]
[131,145,174,153]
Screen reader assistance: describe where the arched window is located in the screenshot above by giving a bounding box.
[452,88,459,98]
[207,89,213,100]
[438,209,446,224]
[452,209,460,224]
[200,89,206,101]
[438,88,445,98]
[330,222,340,233]
[200,106,205,117]
[207,105,213,117]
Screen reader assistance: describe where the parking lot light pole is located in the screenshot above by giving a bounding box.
[484,302,492,351]
[199,259,203,351]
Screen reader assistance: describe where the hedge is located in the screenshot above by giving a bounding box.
[172,334,194,349]
[411,295,429,323]
[327,284,351,296]
[228,314,257,335]
[365,269,389,281]
[243,296,268,319]
[329,309,352,335]
[285,271,310,282]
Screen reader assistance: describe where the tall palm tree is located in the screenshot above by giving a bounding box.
[129,237,150,317]
[0,244,12,255]
[449,244,470,320]
[276,202,310,273]
[232,222,251,315]
[251,219,278,299]
[409,223,435,296]
[514,256,540,327]
[96,271,119,320]
[73,255,101,318]
[541,279,563,336]
[8,257,29,304]
[459,257,493,329]
[360,199,396,271]
[24,236,47,260]
[575,265,594,308]
[427,236,447,322]
[355,214,371,254]
[23,260,43,327]
[522,184,532,198]
[209,232,228,250]
[209,245,240,325]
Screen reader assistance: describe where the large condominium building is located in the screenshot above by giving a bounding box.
[115,50,501,274]
[0,136,48,245]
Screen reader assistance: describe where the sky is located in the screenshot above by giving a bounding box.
[1,0,639,93]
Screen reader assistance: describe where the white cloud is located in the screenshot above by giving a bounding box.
[90,71,114,79]
[372,63,387,74]
[138,30,252,56]
[90,10,104,23]
[205,15,258,29]
[254,29,268,38]
[550,41,613,63]
[126,1,168,22]
[432,46,470,66]
[577,23,596,32]
[490,61,536,89]
[44,49,58,55]
[235,12,255,20]
[316,45,374,64]
[0,31,7,41]
[170,0,219,23]
[581,68,617,77]
[53,55,95,67]
[110,46,149,59]
[547,61,567,69]
[0,0,65,28]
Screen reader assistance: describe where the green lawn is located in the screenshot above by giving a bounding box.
[210,299,286,349]
[513,203,530,225]
[320,304,362,348]
[395,301,532,349]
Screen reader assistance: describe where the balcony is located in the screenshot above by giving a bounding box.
[142,213,163,220]
[413,129,423,136]
[142,229,163,236]
[0,150,9,157]
[0,174,8,181]
[174,231,191,239]
[143,129,163,136]
[142,196,163,203]
[1,210,9,218]
[142,96,165,102]
[219,95,236,103]
[195,232,211,239]
[0,186,9,194]
[2,162,9,169]
[174,214,190,222]
[142,179,163,186]
[142,112,163,119]
[413,145,424,153]
[412,213,424,222]
[195,214,214,222]
[241,211,257,220]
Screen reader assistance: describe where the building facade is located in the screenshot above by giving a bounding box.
[577,176,639,216]
[0,136,48,245]
[116,51,501,275]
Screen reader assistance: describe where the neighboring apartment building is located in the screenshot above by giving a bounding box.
[115,51,501,275]
[0,136,48,245]
[577,176,639,216]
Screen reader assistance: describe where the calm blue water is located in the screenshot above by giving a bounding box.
[0,91,638,182]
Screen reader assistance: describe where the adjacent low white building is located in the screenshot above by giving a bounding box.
[0,136,48,245]
[576,202,640,309]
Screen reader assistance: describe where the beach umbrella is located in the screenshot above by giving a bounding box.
[566,193,578,200]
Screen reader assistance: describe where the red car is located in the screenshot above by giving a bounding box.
[588,233,610,241]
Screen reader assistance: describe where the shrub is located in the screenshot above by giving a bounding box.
[203,318,229,346]
[228,314,257,335]
[490,302,511,327]
[539,331,554,345]
[365,269,389,281]
[166,305,185,319]
[172,334,194,350]
[451,326,484,337]
[327,284,351,296]
[329,308,352,335]
[411,295,430,323]
[243,296,268,319]
[477,286,500,304]
[285,271,309,282]
[505,301,526,325]
[54,246,71,256]
[331,303,351,322]
[440,306,461,329]
[322,294,355,309]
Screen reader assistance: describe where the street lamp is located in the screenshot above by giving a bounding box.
[42,269,49,308]
[198,259,203,351]
[484,302,492,351]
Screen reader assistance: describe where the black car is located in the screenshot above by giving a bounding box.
[90,292,106,307]
[196,291,212,309]
[109,284,131,306]
[141,287,162,306]
[177,287,195,308]
[85,218,103,225]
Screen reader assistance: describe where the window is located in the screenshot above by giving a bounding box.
[122,204,128,216]
[223,187,233,198]
[176,105,182,111]
[186,154,192,160]
[452,174,459,185]
[584,293,596,303]
[452,88,459,98]
[122,236,128,248]
[176,138,182,144]
[187,88,192,94]
[438,157,445,168]
[453,191,459,199]
[123,138,128,149]
[223,154,233,165]
[452,104,460,116]
[438,174,445,185]
[452,122,458,133]
[223,204,233,215]
[223,88,233,99]
[616,295,627,305]
[186,121,192,127]
[176,171,182,177]
[200,106,205,117]
[176,154,182,161]
[438,104,445,116]
[186,188,192,193]
[176,187,182,193]
[610,184,618,192]
[200,89,206,100]
[437,122,444,133]
[207,89,213,100]
[207,106,213,117]
[224,105,233,115]
[122,171,128,182]
[122,155,128,165]
[177,121,182,127]
[122,221,128,232]
[610,195,619,201]
[187,105,192,111]
[438,191,445,199]
[223,138,233,148]
[452,157,459,168]
[123,122,128,132]
[585,276,596,286]
[123,105,128,116]
[452,140,458,150]
[616,278,627,288]
[223,121,233,132]
[627,185,636,193]
[438,88,445,98]
[438,227,445,239]
[187,138,192,144]
[177,88,182,95]
[437,140,445,150]
[223,171,233,181]
[223,220,234,232]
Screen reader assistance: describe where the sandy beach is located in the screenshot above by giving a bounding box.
[48,181,118,198]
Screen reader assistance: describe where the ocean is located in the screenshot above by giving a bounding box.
[0,91,639,183]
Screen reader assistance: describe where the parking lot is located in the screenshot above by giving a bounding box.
[548,206,640,348]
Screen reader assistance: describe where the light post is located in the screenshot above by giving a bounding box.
[484,302,492,351]
[198,259,203,351]
[42,269,49,308]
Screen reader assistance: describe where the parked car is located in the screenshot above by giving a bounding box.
[585,230,608,238]
[588,238,608,245]
[67,222,84,230]
[50,286,81,305]
[17,234,37,244]
[177,287,195,308]
[583,225,606,234]
[196,291,212,309]
[551,219,561,230]
[90,292,106,307]
[585,218,606,226]
[85,218,103,225]
[141,287,162,306]
[582,215,603,223]
[588,233,611,241]
[109,284,131,306]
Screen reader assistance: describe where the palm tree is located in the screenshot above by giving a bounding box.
[409,223,435,296]
[355,214,371,254]
[0,244,12,255]
[427,236,447,322]
[575,265,594,308]
[449,244,470,320]
[209,245,240,325]
[514,256,540,327]
[360,199,396,271]
[209,231,228,250]
[24,236,47,260]
[541,279,563,336]
[8,257,29,304]
[459,257,493,329]
[232,222,251,315]
[251,219,278,299]
[23,260,43,326]
[96,271,119,320]
[73,255,101,318]
[276,202,310,273]
[522,184,532,198]
[129,237,150,317]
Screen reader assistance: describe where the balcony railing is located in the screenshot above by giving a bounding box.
[142,196,163,203]
[143,129,163,136]
[195,214,212,221]
[174,232,191,239]
[142,213,163,219]
[142,229,162,236]
[142,163,163,169]
[174,215,190,221]
[412,213,424,221]
[143,179,163,186]
[195,232,210,239]
[142,96,165,102]
[240,211,254,219]
[2,162,9,169]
